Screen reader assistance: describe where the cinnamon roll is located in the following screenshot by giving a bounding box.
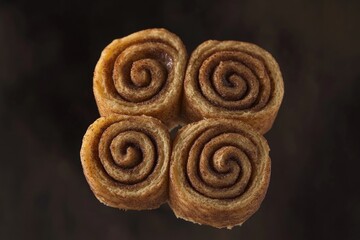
[80,115,170,210]
[183,40,284,133]
[93,28,187,129]
[169,119,271,228]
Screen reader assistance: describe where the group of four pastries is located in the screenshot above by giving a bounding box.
[81,28,284,229]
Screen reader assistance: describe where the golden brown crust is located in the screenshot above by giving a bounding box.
[93,28,187,129]
[80,115,170,210]
[183,40,284,134]
[169,118,271,228]
[83,30,282,227]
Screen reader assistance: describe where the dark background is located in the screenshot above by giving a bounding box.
[1,0,359,239]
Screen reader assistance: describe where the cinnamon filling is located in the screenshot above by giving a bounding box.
[98,122,159,185]
[198,51,272,111]
[104,39,176,104]
[184,126,259,200]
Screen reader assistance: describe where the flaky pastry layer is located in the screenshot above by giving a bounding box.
[94,28,187,129]
[169,118,271,228]
[80,115,170,210]
[183,40,284,133]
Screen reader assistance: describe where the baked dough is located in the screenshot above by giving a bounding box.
[93,28,187,129]
[82,29,284,227]
[183,40,284,134]
[169,118,270,228]
[80,115,170,210]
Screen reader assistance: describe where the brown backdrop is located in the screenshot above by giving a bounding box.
[0,0,359,239]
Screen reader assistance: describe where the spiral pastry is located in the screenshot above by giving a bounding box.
[93,28,187,129]
[80,115,170,210]
[183,40,284,134]
[169,119,270,228]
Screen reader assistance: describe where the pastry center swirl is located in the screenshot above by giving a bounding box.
[98,123,158,184]
[186,128,258,199]
[198,51,271,111]
[111,42,175,103]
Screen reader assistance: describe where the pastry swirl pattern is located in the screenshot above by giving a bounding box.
[80,115,170,210]
[169,119,270,228]
[184,40,284,133]
[93,28,187,128]
[81,28,284,228]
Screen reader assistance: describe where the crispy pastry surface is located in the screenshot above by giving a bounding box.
[183,40,284,133]
[169,118,271,228]
[93,28,187,129]
[80,115,170,210]
[83,30,283,227]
